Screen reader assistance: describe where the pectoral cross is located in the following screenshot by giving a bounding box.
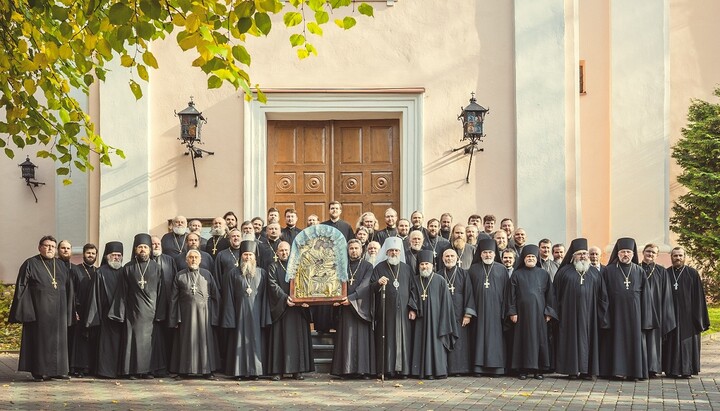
[212,245,217,254]
[138,278,147,289]
[234,261,239,267]
[349,277,355,285]
[448,284,455,295]
[51,279,58,289]
[433,251,437,258]
[624,278,631,289]
[421,292,428,301]
[273,255,278,262]
[484,280,490,289]
[191,284,197,295]
[246,287,253,295]
[674,282,679,290]
[580,277,584,285]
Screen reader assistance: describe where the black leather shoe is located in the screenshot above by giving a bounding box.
[426,375,434,380]
[31,374,45,382]
[534,374,544,380]
[204,374,217,381]
[518,374,528,380]
[293,373,304,380]
[271,375,280,381]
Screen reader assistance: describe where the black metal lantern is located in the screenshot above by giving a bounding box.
[453,92,489,183]
[176,97,206,144]
[175,97,213,187]
[19,156,45,202]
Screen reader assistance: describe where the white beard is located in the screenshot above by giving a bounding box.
[482,258,494,265]
[410,244,422,252]
[387,256,400,266]
[173,226,188,235]
[210,227,224,236]
[419,268,433,278]
[108,260,122,270]
[188,263,200,271]
[574,260,590,274]
[152,249,161,257]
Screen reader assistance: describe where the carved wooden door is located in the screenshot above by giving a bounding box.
[267,119,400,228]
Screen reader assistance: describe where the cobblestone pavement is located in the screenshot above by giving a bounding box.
[1,336,719,410]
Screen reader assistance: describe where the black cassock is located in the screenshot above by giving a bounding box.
[371,262,418,377]
[467,262,508,375]
[331,259,375,377]
[410,274,458,378]
[553,265,608,376]
[506,266,557,372]
[599,263,654,379]
[641,262,676,375]
[205,235,230,258]
[161,232,188,257]
[9,255,74,377]
[662,265,710,376]
[214,247,240,288]
[85,265,123,377]
[152,253,177,373]
[221,267,272,377]
[266,261,315,375]
[109,259,167,376]
[169,268,220,375]
[69,263,98,374]
[439,266,476,375]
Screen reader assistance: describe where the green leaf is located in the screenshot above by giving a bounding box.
[308,0,325,12]
[283,12,303,27]
[129,80,143,99]
[289,34,305,47]
[315,10,329,24]
[139,0,162,19]
[13,135,25,148]
[142,51,159,69]
[207,75,223,89]
[116,149,126,159]
[135,22,156,38]
[137,64,149,81]
[234,1,255,17]
[108,3,134,25]
[4,147,14,159]
[358,3,374,17]
[64,122,80,137]
[83,74,95,86]
[74,160,87,172]
[51,5,69,21]
[37,150,51,158]
[57,167,70,176]
[256,87,267,104]
[232,45,251,65]
[63,179,73,186]
[307,22,323,36]
[255,13,272,35]
[342,16,356,30]
[237,17,253,34]
[257,0,282,13]
[297,48,309,59]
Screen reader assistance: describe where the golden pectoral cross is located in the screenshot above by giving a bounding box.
[624,278,631,289]
[448,284,455,295]
[349,277,355,285]
[273,255,278,262]
[138,278,147,289]
[51,279,58,289]
[421,292,428,301]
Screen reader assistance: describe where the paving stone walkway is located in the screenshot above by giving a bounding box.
[1,336,719,410]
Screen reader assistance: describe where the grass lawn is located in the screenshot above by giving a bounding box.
[704,306,720,336]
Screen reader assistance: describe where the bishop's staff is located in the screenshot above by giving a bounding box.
[380,283,386,384]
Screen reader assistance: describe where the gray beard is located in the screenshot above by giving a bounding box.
[482,258,494,265]
[365,255,377,265]
[419,269,433,278]
[188,264,200,271]
[574,260,590,274]
[173,226,187,235]
[210,227,224,236]
[108,260,122,270]
[386,256,400,266]
[241,261,256,277]
[410,244,422,252]
[152,249,161,257]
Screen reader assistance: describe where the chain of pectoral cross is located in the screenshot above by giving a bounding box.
[443,267,457,295]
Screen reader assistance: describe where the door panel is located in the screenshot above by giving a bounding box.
[267,119,399,228]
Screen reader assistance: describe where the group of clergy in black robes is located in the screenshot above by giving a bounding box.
[9,223,710,383]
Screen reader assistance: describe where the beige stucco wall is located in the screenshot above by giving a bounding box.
[146,0,517,238]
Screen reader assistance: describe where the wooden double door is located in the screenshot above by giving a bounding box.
[267,119,400,228]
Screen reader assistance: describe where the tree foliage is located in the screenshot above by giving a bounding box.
[0,0,372,183]
[670,87,720,301]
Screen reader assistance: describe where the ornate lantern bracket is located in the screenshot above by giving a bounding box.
[175,97,213,187]
[452,92,489,183]
[19,156,45,202]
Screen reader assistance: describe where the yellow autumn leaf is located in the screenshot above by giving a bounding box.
[59,44,73,60]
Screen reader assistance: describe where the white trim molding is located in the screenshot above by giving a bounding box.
[243,91,424,219]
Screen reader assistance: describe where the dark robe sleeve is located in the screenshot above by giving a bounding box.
[348,262,374,322]
[154,266,166,322]
[640,272,654,331]
[84,271,102,328]
[267,264,288,323]
[691,269,710,337]
[439,282,459,352]
[463,272,477,318]
[168,273,181,328]
[407,268,419,314]
[543,272,558,321]
[65,264,75,325]
[220,270,236,328]
[660,268,677,336]
[506,273,518,318]
[207,270,220,327]
[107,269,127,323]
[596,269,610,329]
[8,260,36,323]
